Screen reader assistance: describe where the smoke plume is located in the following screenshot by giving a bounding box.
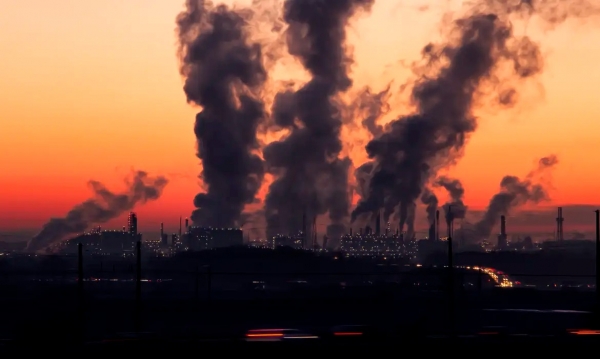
[355,86,391,137]
[420,188,438,227]
[436,176,468,221]
[177,0,267,227]
[263,0,374,239]
[474,154,559,238]
[351,0,581,231]
[27,171,168,253]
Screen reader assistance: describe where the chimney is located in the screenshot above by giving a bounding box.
[435,210,440,241]
[160,222,164,238]
[428,223,436,241]
[556,207,564,241]
[375,211,381,236]
[179,216,182,239]
[595,210,599,300]
[498,215,508,249]
[185,218,189,231]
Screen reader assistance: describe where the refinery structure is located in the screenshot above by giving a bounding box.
[57,212,243,257]
[47,206,594,260]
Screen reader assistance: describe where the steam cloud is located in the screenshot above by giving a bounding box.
[177,0,267,227]
[351,0,592,233]
[171,0,595,241]
[263,0,374,239]
[474,154,559,238]
[27,171,168,253]
[436,177,468,222]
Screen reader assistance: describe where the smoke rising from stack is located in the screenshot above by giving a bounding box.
[27,171,168,253]
[474,155,559,239]
[263,0,374,239]
[420,188,438,228]
[436,176,468,221]
[177,0,267,228]
[351,0,597,233]
[171,1,595,240]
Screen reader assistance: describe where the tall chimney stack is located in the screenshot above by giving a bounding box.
[375,211,381,236]
[185,218,189,231]
[556,207,564,241]
[428,222,436,241]
[446,206,453,238]
[595,210,599,307]
[160,222,164,238]
[497,215,508,249]
[436,210,440,241]
[179,216,182,239]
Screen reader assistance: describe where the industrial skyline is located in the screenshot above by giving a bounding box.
[2,0,600,252]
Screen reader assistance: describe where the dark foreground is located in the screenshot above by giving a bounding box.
[2,285,600,352]
[3,335,600,354]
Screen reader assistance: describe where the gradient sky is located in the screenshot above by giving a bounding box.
[1,0,599,235]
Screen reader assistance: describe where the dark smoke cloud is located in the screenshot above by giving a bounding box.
[355,86,391,137]
[27,171,168,253]
[263,0,374,239]
[436,176,468,221]
[352,1,563,231]
[420,188,438,226]
[177,0,267,228]
[473,154,559,239]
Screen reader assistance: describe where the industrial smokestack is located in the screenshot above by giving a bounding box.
[179,216,182,239]
[185,218,189,231]
[436,210,440,241]
[375,211,381,236]
[557,207,564,241]
[263,0,374,240]
[177,1,268,228]
[500,215,506,236]
[446,206,454,238]
[475,155,559,240]
[596,210,600,310]
[27,171,167,252]
[351,1,590,231]
[428,223,436,241]
[160,222,164,238]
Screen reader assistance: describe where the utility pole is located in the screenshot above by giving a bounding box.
[135,241,142,332]
[447,206,455,336]
[77,243,84,343]
[595,210,599,312]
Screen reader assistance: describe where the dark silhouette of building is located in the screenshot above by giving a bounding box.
[186,227,243,250]
[128,212,138,235]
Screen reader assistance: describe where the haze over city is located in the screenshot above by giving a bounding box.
[1,0,599,244]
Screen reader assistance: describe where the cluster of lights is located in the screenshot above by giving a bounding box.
[464,266,515,287]
[340,234,417,259]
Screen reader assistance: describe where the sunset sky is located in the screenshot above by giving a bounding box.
[1,0,599,236]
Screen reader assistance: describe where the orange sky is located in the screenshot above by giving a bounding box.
[1,0,599,234]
